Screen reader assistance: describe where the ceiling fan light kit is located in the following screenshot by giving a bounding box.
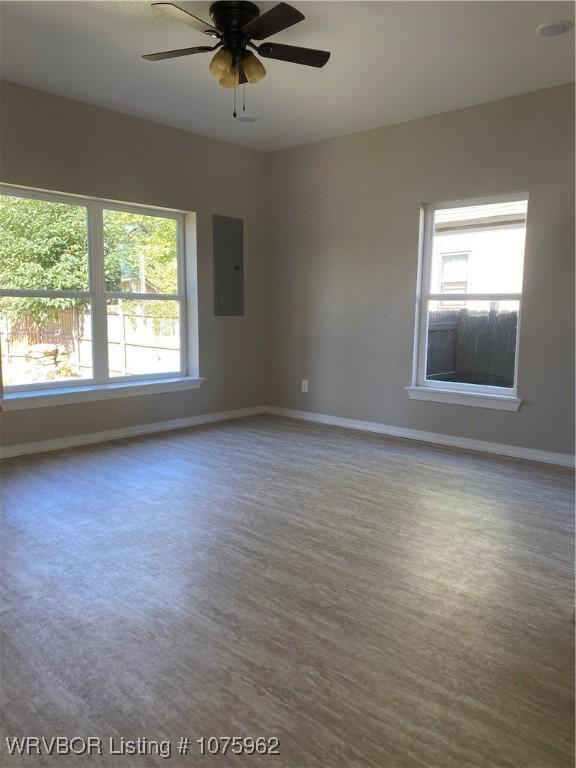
[144,1,330,117]
[209,49,266,87]
[242,52,266,84]
[208,47,233,78]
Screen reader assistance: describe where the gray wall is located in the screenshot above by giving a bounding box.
[0,81,268,445]
[1,82,574,455]
[267,84,575,455]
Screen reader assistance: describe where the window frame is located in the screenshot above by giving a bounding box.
[0,184,194,397]
[408,192,528,410]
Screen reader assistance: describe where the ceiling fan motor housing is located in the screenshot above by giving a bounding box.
[210,1,260,59]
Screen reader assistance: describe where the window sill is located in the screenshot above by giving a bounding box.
[1,377,204,412]
[405,386,522,411]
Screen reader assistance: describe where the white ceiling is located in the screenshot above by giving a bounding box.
[0,1,574,151]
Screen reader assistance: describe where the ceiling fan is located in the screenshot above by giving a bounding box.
[143,1,331,92]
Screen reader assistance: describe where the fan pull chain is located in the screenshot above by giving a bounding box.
[233,83,237,119]
[243,85,246,113]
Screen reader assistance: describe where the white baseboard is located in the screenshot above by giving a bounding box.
[266,406,575,469]
[2,403,573,468]
[1,406,267,459]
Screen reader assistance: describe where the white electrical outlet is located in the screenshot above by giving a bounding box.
[301,379,309,393]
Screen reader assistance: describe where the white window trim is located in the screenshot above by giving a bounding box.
[405,386,521,411]
[407,192,528,411]
[1,377,204,411]
[0,183,200,407]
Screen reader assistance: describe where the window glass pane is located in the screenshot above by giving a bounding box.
[0,298,92,386]
[430,200,527,295]
[426,300,519,388]
[0,194,89,291]
[103,210,178,294]
[107,300,180,377]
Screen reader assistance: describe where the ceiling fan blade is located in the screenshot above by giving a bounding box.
[242,2,304,41]
[151,2,219,37]
[257,42,330,68]
[142,45,215,61]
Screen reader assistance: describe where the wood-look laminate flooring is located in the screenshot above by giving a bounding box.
[0,415,574,767]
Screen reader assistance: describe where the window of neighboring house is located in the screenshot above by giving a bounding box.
[409,195,528,407]
[0,186,195,396]
[439,252,469,308]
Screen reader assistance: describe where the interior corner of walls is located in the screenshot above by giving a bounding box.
[2,82,574,459]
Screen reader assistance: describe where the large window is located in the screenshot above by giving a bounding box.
[0,186,192,397]
[409,195,528,409]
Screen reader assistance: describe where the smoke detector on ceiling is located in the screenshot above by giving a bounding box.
[536,20,574,36]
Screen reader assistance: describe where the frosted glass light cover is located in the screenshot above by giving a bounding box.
[209,49,232,78]
[218,68,240,88]
[242,52,266,83]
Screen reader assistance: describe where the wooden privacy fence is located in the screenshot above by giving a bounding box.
[427,309,518,387]
[2,309,89,351]
[1,306,178,380]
